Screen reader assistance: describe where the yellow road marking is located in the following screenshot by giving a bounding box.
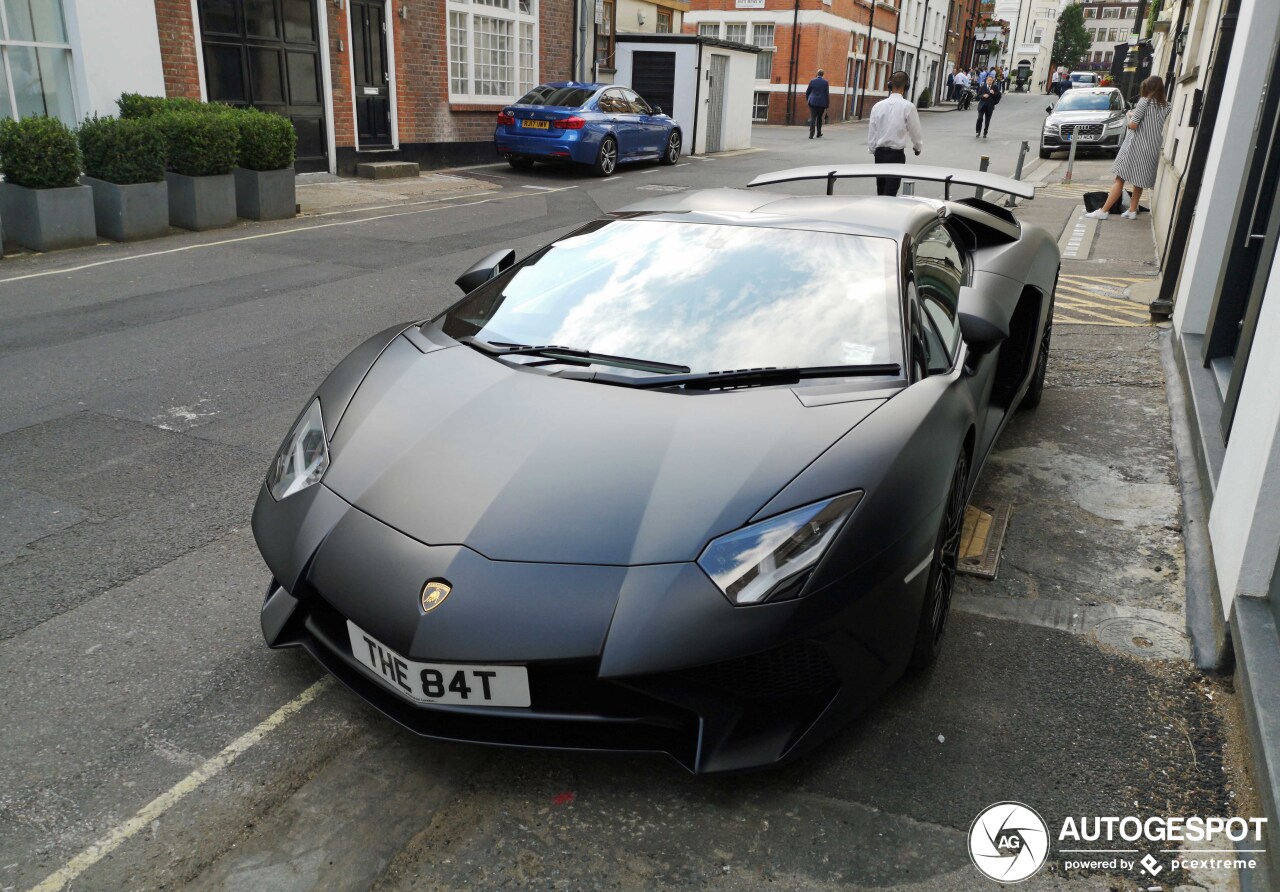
[1054,303,1149,325]
[1055,294,1150,318]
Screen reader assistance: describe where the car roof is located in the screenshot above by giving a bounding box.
[534,81,608,91]
[615,189,945,240]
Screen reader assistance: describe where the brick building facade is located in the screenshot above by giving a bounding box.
[684,0,900,125]
[153,0,576,174]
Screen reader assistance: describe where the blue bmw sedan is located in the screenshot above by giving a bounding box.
[495,82,682,176]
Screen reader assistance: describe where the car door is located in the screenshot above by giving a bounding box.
[622,88,664,155]
[598,88,641,157]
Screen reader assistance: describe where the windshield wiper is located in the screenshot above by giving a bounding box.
[557,364,902,390]
[459,336,690,375]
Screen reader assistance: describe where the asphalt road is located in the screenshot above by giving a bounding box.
[0,93,1252,892]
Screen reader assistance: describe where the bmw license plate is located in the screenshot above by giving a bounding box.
[347,620,531,707]
[521,119,550,129]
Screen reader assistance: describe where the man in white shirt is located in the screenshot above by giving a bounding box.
[867,70,924,196]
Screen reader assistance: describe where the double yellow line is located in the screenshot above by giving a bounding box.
[1054,275,1154,326]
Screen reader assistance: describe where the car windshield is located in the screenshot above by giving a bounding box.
[438,220,902,375]
[1070,74,1097,83]
[516,86,595,107]
[1056,92,1112,111]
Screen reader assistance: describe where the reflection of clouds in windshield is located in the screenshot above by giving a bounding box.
[488,221,897,371]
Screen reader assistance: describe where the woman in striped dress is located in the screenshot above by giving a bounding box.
[1086,76,1171,220]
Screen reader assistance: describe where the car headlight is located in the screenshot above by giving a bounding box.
[1044,122,1059,135]
[698,491,863,606]
[1104,115,1125,130]
[267,398,329,500]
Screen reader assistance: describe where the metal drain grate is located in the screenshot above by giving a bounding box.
[958,501,1012,579]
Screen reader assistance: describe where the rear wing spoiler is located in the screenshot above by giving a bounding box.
[747,164,1036,200]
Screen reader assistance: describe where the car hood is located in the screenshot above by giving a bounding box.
[322,336,887,565]
[1047,109,1123,126]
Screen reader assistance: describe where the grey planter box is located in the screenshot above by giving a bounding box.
[83,176,169,242]
[165,171,236,231]
[234,166,296,221]
[0,181,96,252]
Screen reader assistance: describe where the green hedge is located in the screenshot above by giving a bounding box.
[159,111,239,177]
[78,115,166,185]
[232,107,296,171]
[117,93,211,119]
[0,116,83,189]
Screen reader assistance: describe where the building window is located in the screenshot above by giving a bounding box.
[1103,50,1113,63]
[0,0,76,124]
[698,22,718,38]
[724,23,747,44]
[595,0,615,69]
[752,24,774,79]
[518,22,535,94]
[448,0,539,102]
[1084,7,1096,16]
[1102,7,1120,18]
[752,90,769,120]
[656,9,671,32]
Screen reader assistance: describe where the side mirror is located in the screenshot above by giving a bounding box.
[956,286,1010,361]
[1045,105,1053,114]
[455,249,516,294]
[653,106,664,116]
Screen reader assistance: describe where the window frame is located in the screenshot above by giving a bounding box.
[447,0,540,104]
[0,0,78,124]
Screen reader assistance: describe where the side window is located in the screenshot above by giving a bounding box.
[600,89,630,114]
[1110,92,1123,112]
[624,89,651,114]
[913,223,965,372]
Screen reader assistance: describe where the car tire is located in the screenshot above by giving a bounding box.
[1020,280,1055,410]
[1039,147,1051,159]
[659,130,681,165]
[909,450,968,671]
[507,157,535,171]
[593,137,618,177]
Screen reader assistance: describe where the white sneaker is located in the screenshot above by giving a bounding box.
[1084,209,1109,219]
[1121,210,1138,219]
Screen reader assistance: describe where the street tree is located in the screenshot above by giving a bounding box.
[1053,4,1092,70]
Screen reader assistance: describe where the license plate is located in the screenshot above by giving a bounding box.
[347,620,531,707]
[521,119,550,129]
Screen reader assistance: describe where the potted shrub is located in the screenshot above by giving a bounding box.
[78,115,169,241]
[117,93,207,119]
[159,110,239,231]
[0,116,96,252]
[231,108,297,221]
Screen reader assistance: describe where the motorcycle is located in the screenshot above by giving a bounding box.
[958,86,975,111]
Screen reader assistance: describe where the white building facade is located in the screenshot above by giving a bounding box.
[1158,0,1280,863]
[895,0,948,102]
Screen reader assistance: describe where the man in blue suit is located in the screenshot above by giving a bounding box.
[806,70,830,138]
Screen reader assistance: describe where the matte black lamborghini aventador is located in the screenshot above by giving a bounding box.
[253,165,1059,773]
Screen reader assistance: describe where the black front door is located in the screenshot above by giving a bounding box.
[351,0,391,147]
[198,0,328,172]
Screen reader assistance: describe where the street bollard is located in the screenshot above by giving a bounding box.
[1063,132,1078,183]
[975,156,990,201]
[902,180,915,196]
[1006,141,1029,208]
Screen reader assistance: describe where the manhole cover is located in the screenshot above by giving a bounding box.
[1092,616,1187,659]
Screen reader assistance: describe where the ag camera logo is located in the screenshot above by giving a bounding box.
[969,802,1050,883]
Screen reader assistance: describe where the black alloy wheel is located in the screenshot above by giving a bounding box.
[593,137,618,176]
[909,450,968,670]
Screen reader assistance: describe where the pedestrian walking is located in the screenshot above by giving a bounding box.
[975,74,1001,138]
[946,68,956,101]
[806,70,830,138]
[1085,76,1171,220]
[867,70,923,196]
